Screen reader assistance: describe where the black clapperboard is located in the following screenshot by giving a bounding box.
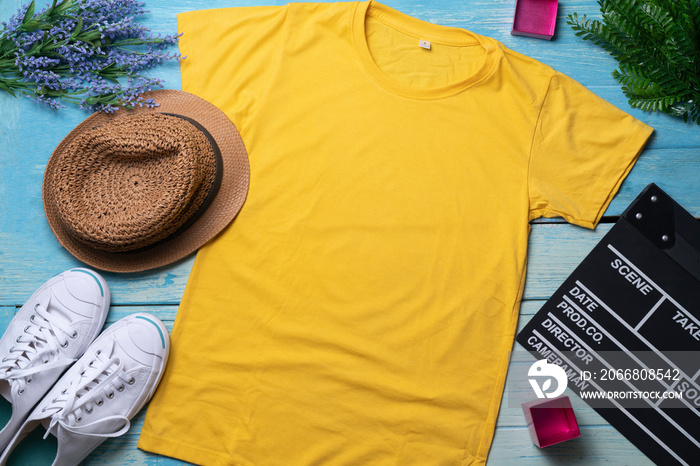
[517,184,700,466]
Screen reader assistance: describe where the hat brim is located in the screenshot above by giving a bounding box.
[43,90,250,273]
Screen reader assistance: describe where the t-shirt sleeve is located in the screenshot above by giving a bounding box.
[177,6,287,129]
[528,71,654,228]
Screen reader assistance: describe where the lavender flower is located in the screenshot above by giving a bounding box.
[0,0,180,111]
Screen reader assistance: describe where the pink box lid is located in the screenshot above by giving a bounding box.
[522,396,581,448]
[511,0,559,40]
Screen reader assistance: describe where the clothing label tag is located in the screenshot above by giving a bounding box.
[419,39,431,50]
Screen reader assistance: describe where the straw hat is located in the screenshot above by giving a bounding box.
[43,90,250,273]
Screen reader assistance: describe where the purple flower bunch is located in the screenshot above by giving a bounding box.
[0,0,180,112]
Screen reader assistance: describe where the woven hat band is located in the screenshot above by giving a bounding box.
[48,113,221,253]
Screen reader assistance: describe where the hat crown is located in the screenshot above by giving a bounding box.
[48,113,218,253]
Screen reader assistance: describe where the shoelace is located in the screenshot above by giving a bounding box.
[42,340,135,439]
[0,293,78,394]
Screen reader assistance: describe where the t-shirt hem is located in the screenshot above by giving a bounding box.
[578,121,654,229]
[138,431,246,466]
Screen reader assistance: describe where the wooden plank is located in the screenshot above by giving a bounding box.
[0,307,15,331]
[83,424,653,466]
[525,223,610,300]
[0,257,193,306]
[487,426,654,465]
[0,220,686,305]
[84,426,654,465]
[103,305,178,324]
[0,222,607,304]
[89,420,652,465]
[0,305,177,325]
[0,304,177,330]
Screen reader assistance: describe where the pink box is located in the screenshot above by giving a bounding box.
[511,0,558,40]
[521,396,581,448]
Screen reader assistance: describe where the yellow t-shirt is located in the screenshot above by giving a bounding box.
[139,2,653,464]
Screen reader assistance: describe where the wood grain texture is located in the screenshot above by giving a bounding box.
[1,0,696,464]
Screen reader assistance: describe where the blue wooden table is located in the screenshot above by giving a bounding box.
[1,0,695,464]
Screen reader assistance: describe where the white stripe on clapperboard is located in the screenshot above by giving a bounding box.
[635,297,666,332]
[531,329,689,466]
[606,244,700,383]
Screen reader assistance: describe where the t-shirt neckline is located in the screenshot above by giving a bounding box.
[352,1,500,99]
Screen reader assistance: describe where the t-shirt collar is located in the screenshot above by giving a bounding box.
[352,1,500,99]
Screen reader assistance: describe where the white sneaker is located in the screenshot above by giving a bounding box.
[0,313,170,466]
[0,268,110,452]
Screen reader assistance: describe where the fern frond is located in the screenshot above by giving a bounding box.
[566,13,629,58]
[570,0,700,124]
[612,67,655,91]
[641,2,698,72]
[628,94,682,113]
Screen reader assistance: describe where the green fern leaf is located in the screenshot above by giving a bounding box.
[571,0,700,124]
